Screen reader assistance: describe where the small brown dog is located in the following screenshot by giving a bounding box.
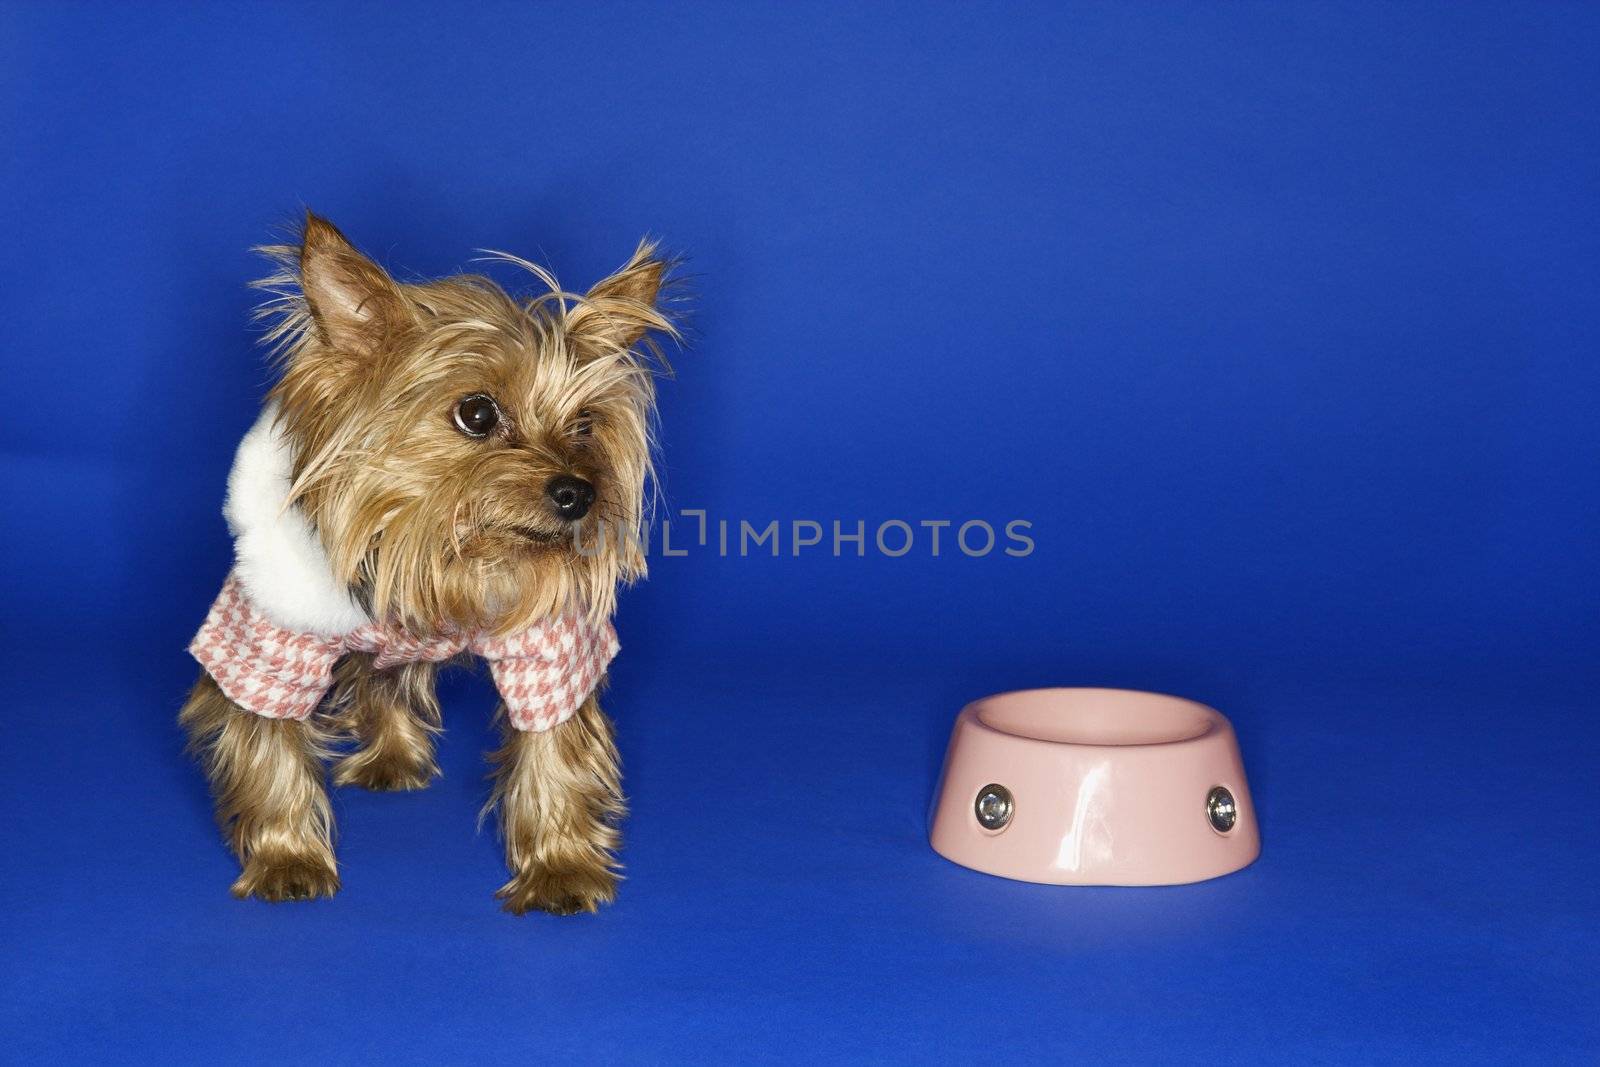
[179,214,673,914]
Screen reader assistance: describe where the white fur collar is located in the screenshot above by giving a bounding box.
[223,404,370,636]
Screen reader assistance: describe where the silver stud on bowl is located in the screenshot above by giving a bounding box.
[1206,785,1237,834]
[975,783,1014,831]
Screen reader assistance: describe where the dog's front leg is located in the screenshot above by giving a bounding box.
[179,672,338,901]
[488,693,624,915]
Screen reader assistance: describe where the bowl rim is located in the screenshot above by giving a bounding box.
[962,686,1229,750]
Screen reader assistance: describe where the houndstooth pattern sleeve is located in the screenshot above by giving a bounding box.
[188,573,346,720]
[473,615,620,732]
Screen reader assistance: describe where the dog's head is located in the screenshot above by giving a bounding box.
[260,214,673,636]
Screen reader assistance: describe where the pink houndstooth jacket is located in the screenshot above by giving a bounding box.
[188,406,618,733]
[190,573,619,732]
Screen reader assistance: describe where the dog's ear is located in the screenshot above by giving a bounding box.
[567,241,673,354]
[298,213,407,352]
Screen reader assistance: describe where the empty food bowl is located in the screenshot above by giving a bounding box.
[929,687,1259,885]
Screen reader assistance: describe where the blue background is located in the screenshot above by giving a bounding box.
[3,1,1596,1061]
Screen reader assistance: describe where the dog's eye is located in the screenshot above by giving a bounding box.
[453,394,500,438]
[575,409,593,437]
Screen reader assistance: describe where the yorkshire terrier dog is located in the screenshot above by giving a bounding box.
[179,214,673,914]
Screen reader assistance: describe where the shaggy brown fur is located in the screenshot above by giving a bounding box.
[328,654,442,792]
[180,673,338,900]
[179,213,672,910]
[489,694,625,915]
[260,215,669,636]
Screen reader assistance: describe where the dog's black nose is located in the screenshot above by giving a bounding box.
[545,474,595,521]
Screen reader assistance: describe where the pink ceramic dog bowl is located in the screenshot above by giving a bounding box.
[930,688,1259,885]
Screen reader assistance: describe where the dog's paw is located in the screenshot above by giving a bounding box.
[333,750,438,792]
[497,865,616,916]
[232,854,340,902]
